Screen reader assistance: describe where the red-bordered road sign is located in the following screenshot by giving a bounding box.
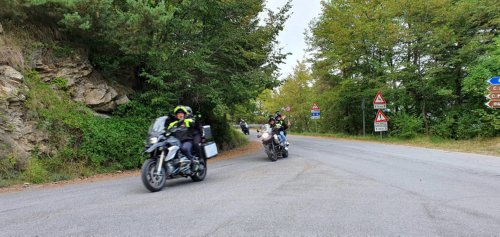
[311,102,320,111]
[374,109,389,122]
[373,91,386,104]
[373,91,386,109]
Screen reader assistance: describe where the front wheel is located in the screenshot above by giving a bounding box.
[141,159,166,192]
[191,159,207,182]
[266,144,278,162]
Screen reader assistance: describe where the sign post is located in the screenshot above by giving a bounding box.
[486,76,500,109]
[362,99,366,136]
[373,91,388,137]
[310,102,320,132]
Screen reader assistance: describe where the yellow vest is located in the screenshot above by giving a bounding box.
[168,119,193,129]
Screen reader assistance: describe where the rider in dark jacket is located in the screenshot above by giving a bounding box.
[168,106,198,161]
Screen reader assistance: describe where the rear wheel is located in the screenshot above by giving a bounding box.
[141,159,166,192]
[282,148,288,158]
[191,158,207,182]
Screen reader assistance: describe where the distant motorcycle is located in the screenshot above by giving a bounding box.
[240,123,250,135]
[257,124,288,161]
[141,116,218,192]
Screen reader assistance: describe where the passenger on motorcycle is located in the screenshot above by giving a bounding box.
[184,106,204,160]
[168,106,198,164]
[275,112,288,146]
[268,117,285,146]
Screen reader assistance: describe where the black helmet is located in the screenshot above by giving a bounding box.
[275,111,282,119]
[268,117,276,123]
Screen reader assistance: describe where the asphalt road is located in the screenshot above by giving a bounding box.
[1,135,500,236]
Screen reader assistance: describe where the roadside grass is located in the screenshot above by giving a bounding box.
[1,132,256,192]
[290,132,500,156]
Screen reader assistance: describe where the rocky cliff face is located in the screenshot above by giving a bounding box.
[0,65,43,164]
[34,54,131,113]
[0,23,131,162]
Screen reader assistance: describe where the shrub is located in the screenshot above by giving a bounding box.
[0,154,18,180]
[390,113,423,139]
[24,71,150,178]
[430,109,499,139]
[21,159,49,184]
[430,111,456,138]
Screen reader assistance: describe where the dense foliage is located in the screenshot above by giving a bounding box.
[262,0,500,139]
[1,0,290,147]
[21,72,149,182]
[0,0,290,182]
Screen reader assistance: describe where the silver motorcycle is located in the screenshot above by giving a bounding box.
[141,116,217,192]
[257,124,289,162]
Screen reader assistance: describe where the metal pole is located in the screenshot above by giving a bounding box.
[362,99,366,136]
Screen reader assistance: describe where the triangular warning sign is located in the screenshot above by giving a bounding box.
[374,110,388,122]
[311,102,320,110]
[373,91,386,105]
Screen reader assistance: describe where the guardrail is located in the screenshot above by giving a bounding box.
[232,124,262,129]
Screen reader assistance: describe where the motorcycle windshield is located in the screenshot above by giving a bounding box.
[148,116,169,136]
[262,124,272,133]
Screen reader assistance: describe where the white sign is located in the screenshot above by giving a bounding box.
[310,110,320,119]
[374,122,388,132]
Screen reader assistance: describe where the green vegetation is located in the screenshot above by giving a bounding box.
[261,0,500,141]
[1,0,291,185]
[16,71,150,183]
[1,0,499,186]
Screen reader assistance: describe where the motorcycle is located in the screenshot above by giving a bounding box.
[257,124,288,162]
[240,123,250,135]
[141,116,217,192]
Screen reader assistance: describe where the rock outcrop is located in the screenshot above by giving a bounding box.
[0,24,132,164]
[34,54,131,113]
[0,65,46,164]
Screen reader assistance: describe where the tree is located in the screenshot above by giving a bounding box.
[3,0,292,149]
[306,0,500,138]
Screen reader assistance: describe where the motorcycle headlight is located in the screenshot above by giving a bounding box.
[262,133,270,139]
[149,137,158,144]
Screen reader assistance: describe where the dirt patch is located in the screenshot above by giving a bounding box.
[0,141,261,194]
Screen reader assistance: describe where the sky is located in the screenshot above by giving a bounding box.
[263,0,323,78]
